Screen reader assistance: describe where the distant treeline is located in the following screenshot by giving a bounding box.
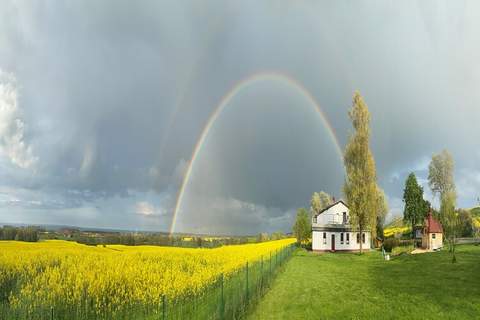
[0,226,40,242]
[0,225,289,248]
[71,231,288,248]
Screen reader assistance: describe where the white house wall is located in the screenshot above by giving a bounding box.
[312,231,371,251]
[312,202,350,226]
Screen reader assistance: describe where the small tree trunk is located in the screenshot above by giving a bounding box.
[452,231,457,263]
[359,226,363,254]
[412,222,415,247]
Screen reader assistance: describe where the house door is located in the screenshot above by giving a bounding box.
[331,234,335,251]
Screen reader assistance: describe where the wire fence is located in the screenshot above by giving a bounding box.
[0,243,296,320]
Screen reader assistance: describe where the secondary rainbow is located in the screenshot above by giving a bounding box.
[170,71,343,234]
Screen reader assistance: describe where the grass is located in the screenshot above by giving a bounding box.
[249,245,480,319]
[391,244,414,256]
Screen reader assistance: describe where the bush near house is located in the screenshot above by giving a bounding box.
[383,238,414,253]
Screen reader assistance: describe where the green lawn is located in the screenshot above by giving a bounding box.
[249,245,480,319]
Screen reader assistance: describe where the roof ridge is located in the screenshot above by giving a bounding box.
[315,200,348,216]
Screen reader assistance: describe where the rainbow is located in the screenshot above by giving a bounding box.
[169,71,343,234]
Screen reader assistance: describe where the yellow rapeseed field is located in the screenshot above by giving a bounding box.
[0,238,295,314]
[383,226,410,238]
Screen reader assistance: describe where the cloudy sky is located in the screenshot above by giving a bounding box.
[0,1,479,235]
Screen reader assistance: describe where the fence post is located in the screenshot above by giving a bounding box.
[246,261,249,306]
[162,295,166,320]
[260,256,264,292]
[50,306,54,320]
[269,252,272,276]
[220,273,224,320]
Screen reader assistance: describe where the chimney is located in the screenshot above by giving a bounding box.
[332,196,336,203]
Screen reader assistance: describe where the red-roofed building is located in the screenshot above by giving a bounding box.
[421,210,443,250]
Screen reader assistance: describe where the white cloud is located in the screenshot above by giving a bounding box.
[135,201,166,217]
[0,70,37,169]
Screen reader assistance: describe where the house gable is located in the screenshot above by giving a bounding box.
[313,200,350,226]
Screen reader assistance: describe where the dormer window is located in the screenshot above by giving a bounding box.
[342,212,347,224]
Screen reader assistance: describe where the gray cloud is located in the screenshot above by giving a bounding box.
[0,1,479,234]
[0,70,37,169]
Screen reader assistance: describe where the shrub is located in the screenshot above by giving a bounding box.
[383,238,399,252]
[398,239,414,247]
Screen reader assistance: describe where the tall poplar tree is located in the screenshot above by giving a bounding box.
[343,92,377,253]
[428,150,458,262]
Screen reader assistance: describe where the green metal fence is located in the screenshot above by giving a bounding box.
[0,244,296,320]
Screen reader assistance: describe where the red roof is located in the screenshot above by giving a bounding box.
[424,211,443,233]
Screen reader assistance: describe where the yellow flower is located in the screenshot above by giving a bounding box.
[0,238,295,314]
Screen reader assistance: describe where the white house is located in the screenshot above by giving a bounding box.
[312,200,371,252]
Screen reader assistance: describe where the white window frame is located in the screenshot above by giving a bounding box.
[323,232,326,244]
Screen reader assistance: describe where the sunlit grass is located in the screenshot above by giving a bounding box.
[250,245,480,319]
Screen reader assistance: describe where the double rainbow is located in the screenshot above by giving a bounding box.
[170,71,343,234]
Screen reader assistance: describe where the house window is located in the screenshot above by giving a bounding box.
[343,212,347,224]
[356,233,360,244]
[346,233,350,244]
[432,233,436,239]
[340,233,344,244]
[323,232,326,244]
[313,216,317,224]
[362,233,366,244]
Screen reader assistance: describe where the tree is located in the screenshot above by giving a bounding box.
[293,208,311,245]
[428,150,455,197]
[403,173,429,240]
[473,217,480,239]
[375,187,389,241]
[343,92,378,253]
[271,231,285,240]
[441,190,459,262]
[428,150,457,262]
[310,191,333,217]
[456,209,473,237]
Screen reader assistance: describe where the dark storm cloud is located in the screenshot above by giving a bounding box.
[0,1,479,233]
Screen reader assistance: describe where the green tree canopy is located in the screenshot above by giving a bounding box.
[375,186,389,240]
[403,173,429,238]
[293,208,311,244]
[310,191,333,217]
[428,150,455,197]
[428,150,458,262]
[343,92,378,253]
